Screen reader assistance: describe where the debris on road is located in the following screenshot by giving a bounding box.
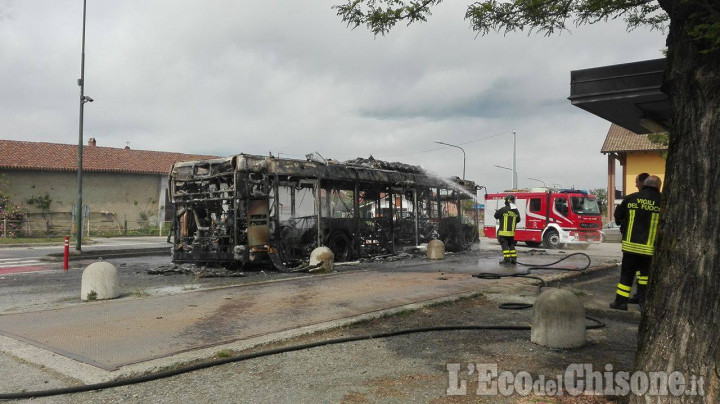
[147,264,246,278]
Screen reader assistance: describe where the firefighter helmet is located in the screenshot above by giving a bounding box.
[504,194,516,204]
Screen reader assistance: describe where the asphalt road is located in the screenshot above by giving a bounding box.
[0,236,170,260]
[0,237,170,277]
[0,240,622,316]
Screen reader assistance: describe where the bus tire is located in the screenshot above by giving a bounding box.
[543,230,561,249]
[328,231,351,262]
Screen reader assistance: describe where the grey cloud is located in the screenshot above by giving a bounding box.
[358,79,570,120]
[0,0,667,195]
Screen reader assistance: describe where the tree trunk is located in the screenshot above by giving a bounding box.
[634,2,720,403]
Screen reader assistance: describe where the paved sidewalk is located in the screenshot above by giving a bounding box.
[0,268,483,370]
[0,244,623,395]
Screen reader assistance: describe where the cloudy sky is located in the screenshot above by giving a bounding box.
[0,0,666,193]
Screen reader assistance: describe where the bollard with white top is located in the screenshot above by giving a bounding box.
[309,246,334,273]
[427,239,445,260]
[81,261,120,301]
[531,288,586,348]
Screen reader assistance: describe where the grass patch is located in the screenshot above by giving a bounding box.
[571,289,588,297]
[133,288,150,298]
[215,350,232,358]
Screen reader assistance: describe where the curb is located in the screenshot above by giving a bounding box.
[544,262,619,284]
[41,247,170,262]
[586,306,642,323]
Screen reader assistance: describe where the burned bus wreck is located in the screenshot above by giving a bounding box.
[168,154,480,270]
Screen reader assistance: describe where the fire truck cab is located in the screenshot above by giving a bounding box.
[483,188,602,249]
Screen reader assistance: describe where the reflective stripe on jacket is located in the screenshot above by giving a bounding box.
[495,205,520,237]
[614,187,661,256]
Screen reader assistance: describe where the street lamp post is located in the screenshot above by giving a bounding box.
[493,164,519,190]
[512,130,517,189]
[75,0,93,251]
[434,141,466,179]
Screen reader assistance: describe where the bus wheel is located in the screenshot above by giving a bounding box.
[328,231,351,262]
[543,230,561,249]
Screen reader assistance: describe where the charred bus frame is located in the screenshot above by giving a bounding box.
[168,154,479,270]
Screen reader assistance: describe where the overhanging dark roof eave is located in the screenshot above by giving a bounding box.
[569,58,670,134]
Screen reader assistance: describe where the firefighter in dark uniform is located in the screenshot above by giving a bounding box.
[495,194,520,265]
[610,175,662,310]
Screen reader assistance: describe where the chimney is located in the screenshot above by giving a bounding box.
[88,138,96,147]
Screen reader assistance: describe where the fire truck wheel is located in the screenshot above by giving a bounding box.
[328,231,351,262]
[543,230,561,249]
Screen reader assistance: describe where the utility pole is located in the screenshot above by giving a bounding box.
[75,0,90,251]
[512,130,517,189]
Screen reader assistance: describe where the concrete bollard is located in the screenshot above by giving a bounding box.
[531,288,586,349]
[81,261,120,301]
[309,246,334,273]
[427,239,445,260]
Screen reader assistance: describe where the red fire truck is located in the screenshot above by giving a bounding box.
[483,189,603,248]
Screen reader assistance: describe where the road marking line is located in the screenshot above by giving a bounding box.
[0,260,46,268]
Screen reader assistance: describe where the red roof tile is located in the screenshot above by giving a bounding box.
[0,140,219,175]
[601,124,668,153]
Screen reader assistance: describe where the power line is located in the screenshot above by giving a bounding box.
[455,130,512,146]
[374,130,513,158]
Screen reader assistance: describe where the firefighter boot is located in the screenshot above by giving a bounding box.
[609,300,628,311]
[609,291,629,311]
[510,257,517,265]
[611,283,631,310]
[499,258,511,265]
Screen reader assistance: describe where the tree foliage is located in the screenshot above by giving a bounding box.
[335,0,669,37]
[589,187,607,217]
[335,0,720,53]
[685,0,720,53]
[647,131,669,158]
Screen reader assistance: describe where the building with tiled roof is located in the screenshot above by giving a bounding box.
[0,139,219,235]
[601,124,667,153]
[601,124,667,219]
[0,139,216,174]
